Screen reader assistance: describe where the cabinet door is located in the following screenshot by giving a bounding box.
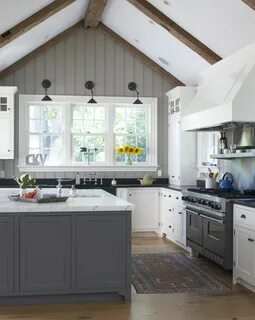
[168,114,181,184]
[173,206,185,244]
[0,117,13,159]
[186,209,203,245]
[160,191,171,235]
[76,215,127,290]
[20,216,71,293]
[0,217,14,294]
[0,94,11,114]
[234,226,255,285]
[129,189,159,232]
[116,188,128,201]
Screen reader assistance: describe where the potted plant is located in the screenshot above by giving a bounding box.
[13,173,36,197]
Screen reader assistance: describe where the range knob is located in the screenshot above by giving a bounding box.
[215,203,222,210]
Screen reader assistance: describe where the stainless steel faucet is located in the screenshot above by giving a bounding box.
[56,178,75,196]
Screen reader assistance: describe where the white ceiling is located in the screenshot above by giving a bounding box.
[1,0,255,86]
[0,0,54,34]
[0,0,88,72]
[147,0,255,58]
[102,0,210,85]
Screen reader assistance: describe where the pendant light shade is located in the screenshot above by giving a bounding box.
[128,82,143,104]
[41,79,52,101]
[85,81,97,104]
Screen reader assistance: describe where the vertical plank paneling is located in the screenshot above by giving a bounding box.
[0,27,171,178]
[35,54,45,95]
[85,28,95,83]
[55,42,65,95]
[24,60,36,94]
[105,38,115,96]
[124,51,134,96]
[115,45,125,96]
[134,58,144,97]
[75,27,86,95]
[65,34,75,95]
[45,47,56,94]
[95,29,105,96]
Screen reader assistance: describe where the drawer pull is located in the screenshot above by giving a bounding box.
[248,238,255,242]
[179,212,182,215]
[164,195,167,197]
[241,214,246,219]
[171,176,175,178]
[168,195,171,197]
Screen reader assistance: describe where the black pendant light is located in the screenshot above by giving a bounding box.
[128,82,143,104]
[85,81,97,104]
[41,79,52,101]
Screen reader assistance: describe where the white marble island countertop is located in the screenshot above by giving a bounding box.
[0,188,134,213]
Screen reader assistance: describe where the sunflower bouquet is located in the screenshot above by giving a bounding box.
[116,145,142,165]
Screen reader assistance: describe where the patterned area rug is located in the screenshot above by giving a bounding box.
[132,253,231,294]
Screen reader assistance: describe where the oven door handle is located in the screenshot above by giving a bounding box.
[200,214,224,224]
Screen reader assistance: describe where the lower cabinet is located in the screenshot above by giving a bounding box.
[0,217,14,294]
[19,216,71,292]
[0,212,131,300]
[76,215,127,290]
[128,188,159,233]
[233,205,255,290]
[160,189,187,248]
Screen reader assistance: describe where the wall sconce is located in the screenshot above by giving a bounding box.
[85,81,97,104]
[128,82,143,104]
[41,79,52,101]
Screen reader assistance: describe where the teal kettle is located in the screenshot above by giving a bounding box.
[219,172,233,190]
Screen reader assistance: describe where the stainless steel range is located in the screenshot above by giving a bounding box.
[182,188,255,270]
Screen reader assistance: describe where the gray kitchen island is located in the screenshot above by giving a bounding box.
[0,188,133,304]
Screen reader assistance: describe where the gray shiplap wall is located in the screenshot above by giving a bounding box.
[0,26,172,179]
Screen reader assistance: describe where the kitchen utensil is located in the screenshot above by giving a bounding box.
[219,172,233,190]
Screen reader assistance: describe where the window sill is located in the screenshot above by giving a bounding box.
[18,165,159,172]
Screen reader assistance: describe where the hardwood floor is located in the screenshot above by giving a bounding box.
[1,236,255,320]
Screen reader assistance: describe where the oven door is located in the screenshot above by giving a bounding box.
[202,215,225,257]
[186,208,203,246]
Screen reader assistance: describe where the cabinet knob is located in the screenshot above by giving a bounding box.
[164,195,166,197]
[241,214,246,219]
[169,225,172,228]
[176,197,179,200]
[168,195,171,197]
[179,212,182,215]
[171,175,175,178]
[129,194,132,196]
[168,209,172,212]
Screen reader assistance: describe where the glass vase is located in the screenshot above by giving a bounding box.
[125,154,133,165]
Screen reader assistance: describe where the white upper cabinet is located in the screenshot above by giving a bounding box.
[166,87,197,186]
[0,87,17,159]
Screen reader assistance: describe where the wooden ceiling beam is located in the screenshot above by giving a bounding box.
[0,0,75,49]
[0,23,80,79]
[242,0,255,10]
[128,0,221,64]
[98,22,184,86]
[83,0,108,28]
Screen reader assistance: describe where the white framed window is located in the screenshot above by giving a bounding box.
[197,131,220,173]
[18,95,158,172]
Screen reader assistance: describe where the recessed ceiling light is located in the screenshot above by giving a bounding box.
[44,35,49,40]
[134,39,140,43]
[149,20,155,25]
[158,57,170,66]
[163,0,170,5]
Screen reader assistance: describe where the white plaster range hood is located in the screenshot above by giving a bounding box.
[182,42,255,131]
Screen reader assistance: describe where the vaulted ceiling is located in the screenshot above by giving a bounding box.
[0,0,255,86]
